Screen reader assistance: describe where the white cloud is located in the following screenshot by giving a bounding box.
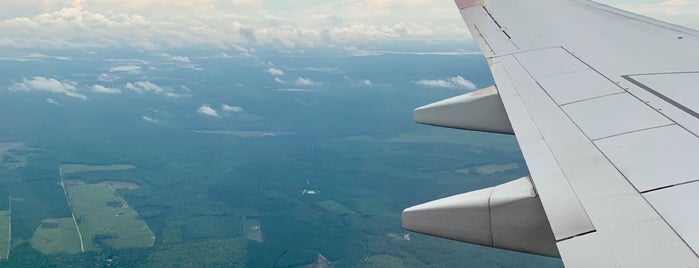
[10,76,86,99]
[142,115,158,123]
[110,65,141,73]
[614,1,699,27]
[295,77,321,86]
[2,0,696,51]
[274,77,285,83]
[46,98,61,106]
[266,67,285,76]
[197,104,219,117]
[106,58,149,65]
[170,56,190,63]
[165,92,183,98]
[345,46,481,57]
[126,81,163,93]
[92,84,121,94]
[305,66,343,73]
[0,2,470,50]
[24,53,72,61]
[157,52,190,63]
[449,76,477,90]
[413,79,451,88]
[221,104,244,112]
[413,76,477,90]
[178,63,203,71]
[360,79,372,86]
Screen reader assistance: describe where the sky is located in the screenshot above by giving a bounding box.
[0,0,697,52]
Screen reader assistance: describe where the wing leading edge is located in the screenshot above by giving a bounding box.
[402,0,699,267]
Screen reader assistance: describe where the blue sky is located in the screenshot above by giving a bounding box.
[0,0,696,52]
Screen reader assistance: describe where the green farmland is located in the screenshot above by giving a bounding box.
[66,184,154,250]
[30,218,82,255]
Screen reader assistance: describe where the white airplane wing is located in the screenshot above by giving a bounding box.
[402,0,699,267]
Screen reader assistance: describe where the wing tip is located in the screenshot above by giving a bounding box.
[454,0,485,9]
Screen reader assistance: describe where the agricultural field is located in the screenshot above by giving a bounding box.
[66,184,154,250]
[0,143,31,170]
[30,218,82,255]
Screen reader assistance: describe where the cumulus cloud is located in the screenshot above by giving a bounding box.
[126,81,163,93]
[110,65,141,73]
[449,76,477,90]
[359,79,372,86]
[345,46,481,57]
[197,104,219,117]
[46,98,61,106]
[295,77,321,86]
[221,104,244,112]
[164,92,182,98]
[156,53,190,63]
[24,53,72,61]
[142,115,158,123]
[10,76,86,99]
[413,76,477,90]
[266,68,285,76]
[92,84,121,94]
[305,66,343,73]
[413,79,451,88]
[274,77,285,83]
[0,1,471,50]
[172,56,191,63]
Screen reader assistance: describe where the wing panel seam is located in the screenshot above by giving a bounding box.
[622,75,699,120]
[508,53,699,261]
[493,58,596,239]
[590,123,676,141]
[641,179,699,194]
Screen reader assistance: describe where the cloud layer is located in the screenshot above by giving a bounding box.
[413,76,477,90]
[0,1,470,50]
[0,1,695,51]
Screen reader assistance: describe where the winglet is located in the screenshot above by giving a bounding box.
[455,0,485,9]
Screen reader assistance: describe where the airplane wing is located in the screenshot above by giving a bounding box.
[402,0,699,267]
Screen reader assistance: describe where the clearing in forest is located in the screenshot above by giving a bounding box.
[66,184,154,250]
[30,218,82,255]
